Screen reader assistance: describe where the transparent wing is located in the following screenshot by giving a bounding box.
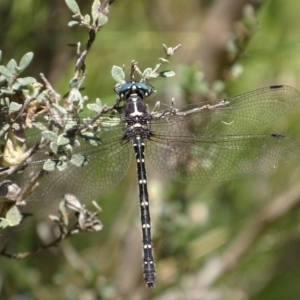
[151,85,300,136]
[146,133,299,183]
[2,115,132,203]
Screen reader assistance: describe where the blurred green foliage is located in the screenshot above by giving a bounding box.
[1,0,300,299]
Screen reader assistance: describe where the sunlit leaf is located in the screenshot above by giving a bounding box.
[6,59,17,74]
[43,159,56,172]
[87,98,102,112]
[0,65,13,78]
[8,101,22,113]
[42,130,58,142]
[57,134,70,146]
[158,58,170,64]
[65,0,81,14]
[159,70,176,78]
[98,15,108,26]
[17,77,37,86]
[70,154,88,167]
[111,66,125,83]
[0,218,10,229]
[52,103,68,115]
[2,130,24,167]
[68,20,80,27]
[91,0,100,24]
[84,14,91,24]
[19,52,34,72]
[3,206,22,227]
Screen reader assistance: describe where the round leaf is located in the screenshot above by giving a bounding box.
[19,52,34,72]
[159,70,176,78]
[91,0,100,24]
[9,102,22,113]
[43,159,56,172]
[17,77,37,86]
[68,20,80,27]
[5,206,22,227]
[65,0,81,14]
[0,65,13,78]
[6,59,17,74]
[42,130,58,142]
[70,154,88,167]
[111,66,125,83]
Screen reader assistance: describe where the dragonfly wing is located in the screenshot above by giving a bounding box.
[151,85,300,136]
[147,133,299,183]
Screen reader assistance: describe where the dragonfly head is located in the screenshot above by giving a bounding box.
[114,81,156,100]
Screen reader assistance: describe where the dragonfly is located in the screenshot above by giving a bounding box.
[0,83,299,288]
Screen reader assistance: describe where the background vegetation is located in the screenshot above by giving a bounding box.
[1,0,300,299]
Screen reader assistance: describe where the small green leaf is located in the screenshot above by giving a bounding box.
[36,91,46,103]
[70,89,83,102]
[64,143,74,152]
[0,206,23,228]
[98,15,108,26]
[65,121,77,131]
[17,77,37,86]
[0,65,13,78]
[42,130,58,142]
[28,82,43,97]
[91,0,100,24]
[19,52,34,72]
[52,103,68,115]
[84,14,91,24]
[68,20,80,27]
[0,88,14,94]
[43,159,56,172]
[162,44,168,52]
[6,59,17,74]
[65,0,81,14]
[0,218,10,229]
[9,101,22,113]
[11,82,22,90]
[70,154,88,167]
[57,134,70,146]
[159,70,176,78]
[32,121,47,131]
[87,98,102,112]
[65,120,78,131]
[159,58,170,64]
[111,66,125,83]
[6,206,22,227]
